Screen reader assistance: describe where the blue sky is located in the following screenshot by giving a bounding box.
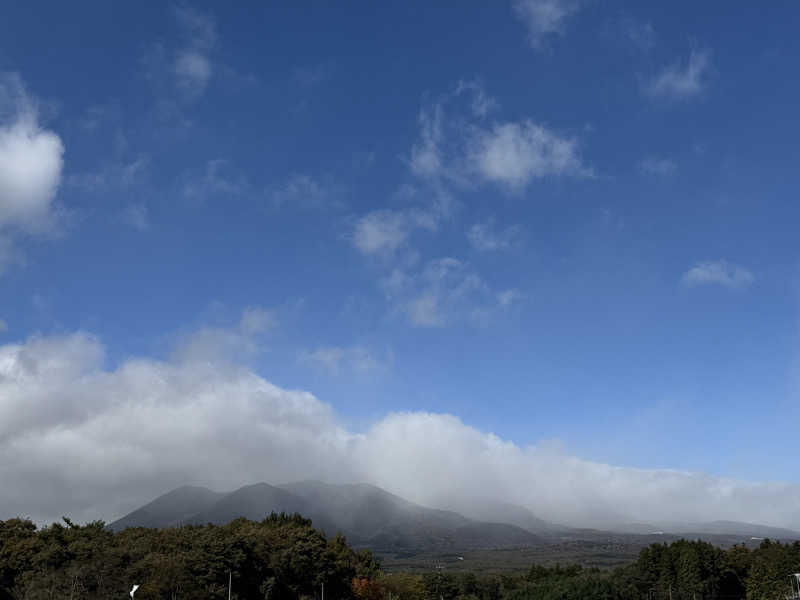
[2,1,800,525]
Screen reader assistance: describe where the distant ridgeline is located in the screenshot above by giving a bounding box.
[2,515,800,600]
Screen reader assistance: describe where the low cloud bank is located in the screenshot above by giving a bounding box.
[2,329,799,529]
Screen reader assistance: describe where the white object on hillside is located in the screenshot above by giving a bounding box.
[130,584,139,599]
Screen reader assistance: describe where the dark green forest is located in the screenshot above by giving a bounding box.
[2,515,799,600]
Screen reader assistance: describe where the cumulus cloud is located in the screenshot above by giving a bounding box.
[0,74,64,235]
[512,0,581,48]
[682,260,754,289]
[2,328,800,530]
[646,50,711,100]
[470,120,590,189]
[467,219,520,252]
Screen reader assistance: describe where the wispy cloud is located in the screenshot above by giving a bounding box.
[466,219,520,252]
[682,260,754,289]
[69,156,149,192]
[181,159,249,201]
[646,50,712,100]
[380,257,502,327]
[300,345,390,375]
[410,82,591,192]
[173,4,217,98]
[269,174,344,210]
[171,305,276,364]
[639,156,677,175]
[352,207,438,256]
[120,203,149,231]
[603,16,655,52]
[512,0,581,48]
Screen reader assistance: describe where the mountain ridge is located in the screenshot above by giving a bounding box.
[108,481,800,551]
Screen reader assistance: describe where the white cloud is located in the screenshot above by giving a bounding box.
[0,74,64,235]
[182,159,248,200]
[682,260,754,289]
[175,51,212,95]
[639,156,677,175]
[623,19,655,51]
[512,0,581,48]
[353,83,586,326]
[120,203,149,231]
[467,219,520,252]
[455,79,500,118]
[497,288,523,307]
[70,156,149,192]
[352,208,438,256]
[470,120,591,189]
[2,329,800,530]
[408,84,591,191]
[410,99,445,179]
[381,258,487,327]
[269,174,343,210]
[301,345,389,375]
[172,5,217,97]
[647,50,711,100]
[603,17,655,52]
[239,305,275,336]
[171,306,275,364]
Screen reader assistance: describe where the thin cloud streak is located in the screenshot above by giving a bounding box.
[646,50,711,100]
[682,260,754,289]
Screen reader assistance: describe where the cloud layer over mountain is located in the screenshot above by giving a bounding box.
[2,321,799,530]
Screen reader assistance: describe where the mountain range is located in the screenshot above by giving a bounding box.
[109,481,800,553]
[109,481,544,551]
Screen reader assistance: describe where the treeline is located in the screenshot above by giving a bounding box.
[2,516,800,600]
[380,539,800,600]
[0,514,379,600]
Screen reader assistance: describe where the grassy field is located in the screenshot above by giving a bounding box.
[377,533,771,574]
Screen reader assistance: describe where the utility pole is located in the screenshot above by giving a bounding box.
[228,571,232,600]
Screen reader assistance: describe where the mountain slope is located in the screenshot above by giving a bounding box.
[280,481,468,540]
[108,485,225,531]
[109,480,543,551]
[187,482,320,526]
[672,520,800,539]
[456,500,564,535]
